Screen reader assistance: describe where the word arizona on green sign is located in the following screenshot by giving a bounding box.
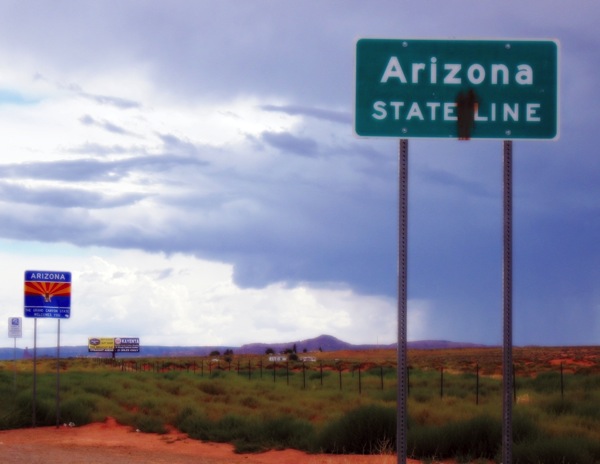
[355,38,559,140]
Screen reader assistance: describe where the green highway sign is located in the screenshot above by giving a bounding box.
[355,39,559,140]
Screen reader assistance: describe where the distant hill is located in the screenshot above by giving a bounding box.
[237,334,393,354]
[0,334,488,360]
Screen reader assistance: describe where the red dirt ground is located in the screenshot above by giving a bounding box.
[0,417,441,464]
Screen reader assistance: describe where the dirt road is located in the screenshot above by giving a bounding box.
[0,417,414,464]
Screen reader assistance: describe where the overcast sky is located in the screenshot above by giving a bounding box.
[0,1,598,349]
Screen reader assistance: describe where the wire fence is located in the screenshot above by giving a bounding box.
[93,356,579,403]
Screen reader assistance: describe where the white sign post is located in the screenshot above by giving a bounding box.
[8,317,22,390]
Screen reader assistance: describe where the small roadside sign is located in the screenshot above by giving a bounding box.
[24,270,72,318]
[8,317,22,338]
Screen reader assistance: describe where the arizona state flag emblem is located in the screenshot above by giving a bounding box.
[24,271,72,318]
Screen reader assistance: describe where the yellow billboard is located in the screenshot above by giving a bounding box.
[88,337,115,352]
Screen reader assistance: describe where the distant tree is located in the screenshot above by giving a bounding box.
[289,353,299,362]
[224,349,234,356]
[319,347,323,352]
[283,348,293,354]
[265,348,275,355]
[209,350,220,356]
[293,343,297,353]
[303,348,307,353]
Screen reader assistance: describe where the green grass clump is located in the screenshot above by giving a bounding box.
[175,407,316,453]
[514,436,600,464]
[408,414,501,461]
[317,405,396,454]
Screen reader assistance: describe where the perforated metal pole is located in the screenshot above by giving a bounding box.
[502,140,513,464]
[397,138,408,464]
[56,319,61,428]
[33,318,37,427]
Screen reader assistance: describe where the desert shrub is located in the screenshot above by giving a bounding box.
[59,395,97,425]
[308,371,329,381]
[511,411,540,444]
[573,397,600,420]
[256,415,316,452]
[240,395,260,409]
[198,381,226,396]
[131,412,168,434]
[177,407,316,453]
[81,380,113,398]
[317,405,396,454]
[175,407,212,437]
[542,396,575,416]
[408,414,501,461]
[513,436,600,464]
[531,372,561,393]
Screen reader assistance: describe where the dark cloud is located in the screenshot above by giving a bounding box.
[260,131,319,157]
[0,181,145,209]
[0,154,209,182]
[79,114,137,136]
[260,104,352,124]
[67,143,139,156]
[80,92,141,109]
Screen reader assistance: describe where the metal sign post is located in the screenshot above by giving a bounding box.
[56,319,61,428]
[397,139,409,464]
[24,270,72,428]
[8,317,22,391]
[33,318,37,427]
[502,140,513,463]
[354,38,558,464]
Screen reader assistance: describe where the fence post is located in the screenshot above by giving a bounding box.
[560,362,564,400]
[320,361,323,387]
[302,362,306,389]
[476,363,480,405]
[358,365,362,395]
[513,364,517,402]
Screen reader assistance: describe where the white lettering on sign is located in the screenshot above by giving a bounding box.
[372,101,542,123]
[380,57,534,86]
[27,272,67,281]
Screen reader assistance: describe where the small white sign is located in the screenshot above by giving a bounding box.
[8,317,22,338]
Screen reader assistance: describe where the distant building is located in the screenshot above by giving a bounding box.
[268,355,287,362]
[300,356,317,362]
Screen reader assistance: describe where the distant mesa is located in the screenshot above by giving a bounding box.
[0,334,489,360]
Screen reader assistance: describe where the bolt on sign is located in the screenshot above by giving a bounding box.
[24,270,72,318]
[355,39,559,140]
